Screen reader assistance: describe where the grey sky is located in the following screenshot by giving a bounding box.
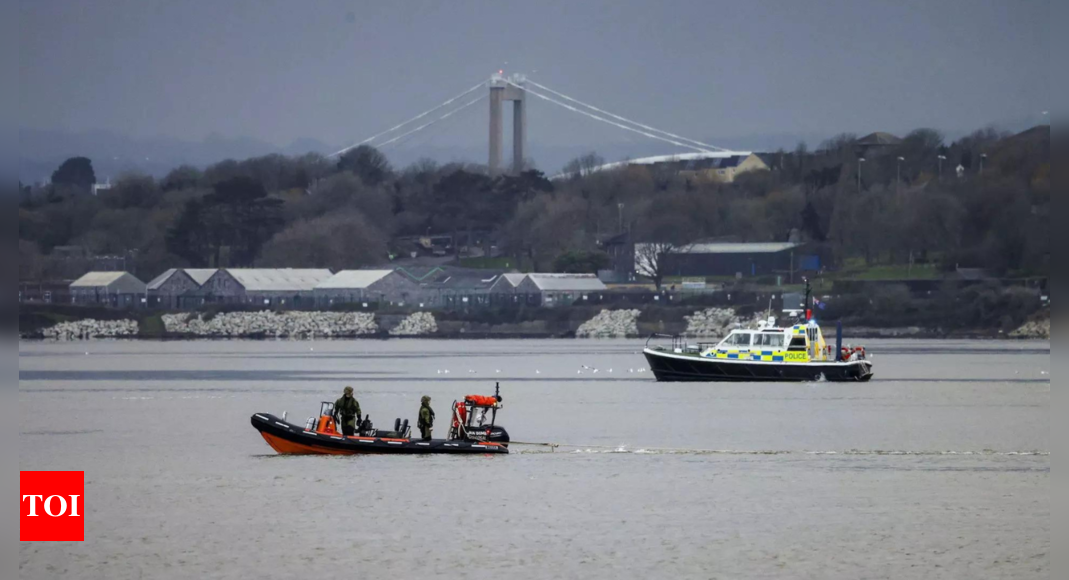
[20,0,1050,155]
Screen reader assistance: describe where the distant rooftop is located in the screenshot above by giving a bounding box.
[500,273,527,286]
[147,268,217,290]
[224,269,334,292]
[71,271,135,287]
[316,270,394,290]
[555,150,754,179]
[856,132,903,146]
[185,269,218,286]
[526,273,608,292]
[675,242,802,255]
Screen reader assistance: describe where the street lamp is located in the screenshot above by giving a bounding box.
[617,203,624,233]
[896,157,905,195]
[979,153,988,175]
[937,155,947,180]
[857,157,865,193]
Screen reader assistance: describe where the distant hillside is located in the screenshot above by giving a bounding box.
[18,128,332,182]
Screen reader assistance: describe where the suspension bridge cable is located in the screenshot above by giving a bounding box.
[377,94,487,149]
[386,92,485,151]
[329,80,487,157]
[525,79,731,152]
[504,80,711,153]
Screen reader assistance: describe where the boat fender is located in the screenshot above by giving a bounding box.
[394,418,401,432]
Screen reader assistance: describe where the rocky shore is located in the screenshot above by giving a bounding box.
[41,319,139,341]
[388,312,438,336]
[682,307,764,337]
[1010,313,1050,339]
[576,309,641,338]
[161,311,378,338]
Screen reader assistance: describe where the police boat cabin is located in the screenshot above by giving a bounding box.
[643,287,873,383]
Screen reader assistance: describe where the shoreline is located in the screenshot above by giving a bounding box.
[18,304,1049,342]
[16,330,1046,342]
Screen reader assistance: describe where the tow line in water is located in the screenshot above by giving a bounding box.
[509,442,1049,456]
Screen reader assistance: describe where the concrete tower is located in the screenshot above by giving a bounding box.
[488,74,526,176]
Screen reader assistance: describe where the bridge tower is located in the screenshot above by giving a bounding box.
[488,73,526,176]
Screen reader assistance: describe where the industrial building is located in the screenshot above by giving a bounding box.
[394,267,505,308]
[314,270,422,307]
[637,242,810,279]
[69,272,147,307]
[146,268,217,309]
[193,269,334,307]
[488,273,527,294]
[514,274,608,307]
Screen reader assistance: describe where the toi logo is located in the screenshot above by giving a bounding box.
[20,471,84,542]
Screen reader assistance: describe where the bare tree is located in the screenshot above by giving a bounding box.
[634,241,687,291]
[561,152,605,179]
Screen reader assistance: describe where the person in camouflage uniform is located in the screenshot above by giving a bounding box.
[333,386,362,436]
[417,395,435,441]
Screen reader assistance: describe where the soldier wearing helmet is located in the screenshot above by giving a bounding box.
[333,386,362,436]
[417,395,435,441]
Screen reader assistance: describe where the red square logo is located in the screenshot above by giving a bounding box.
[20,471,84,542]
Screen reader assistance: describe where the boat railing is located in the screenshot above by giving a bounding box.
[645,334,718,354]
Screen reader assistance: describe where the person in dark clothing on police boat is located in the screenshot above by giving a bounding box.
[333,386,362,436]
[418,395,435,441]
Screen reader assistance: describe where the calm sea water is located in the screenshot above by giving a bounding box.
[19,338,1049,579]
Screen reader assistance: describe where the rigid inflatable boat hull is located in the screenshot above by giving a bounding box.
[251,414,508,455]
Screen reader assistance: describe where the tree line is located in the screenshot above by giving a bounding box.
[18,125,1049,285]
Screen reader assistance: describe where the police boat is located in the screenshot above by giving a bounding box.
[643,283,874,383]
[251,384,510,455]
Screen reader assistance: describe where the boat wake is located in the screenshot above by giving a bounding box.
[512,444,1048,457]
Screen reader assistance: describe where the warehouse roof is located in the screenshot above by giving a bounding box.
[147,268,218,290]
[488,273,527,293]
[70,271,146,293]
[525,273,607,292]
[223,269,334,292]
[856,132,903,146]
[185,269,218,286]
[316,270,394,290]
[673,242,801,254]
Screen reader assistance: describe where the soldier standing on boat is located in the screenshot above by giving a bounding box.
[334,387,362,436]
[418,396,435,441]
